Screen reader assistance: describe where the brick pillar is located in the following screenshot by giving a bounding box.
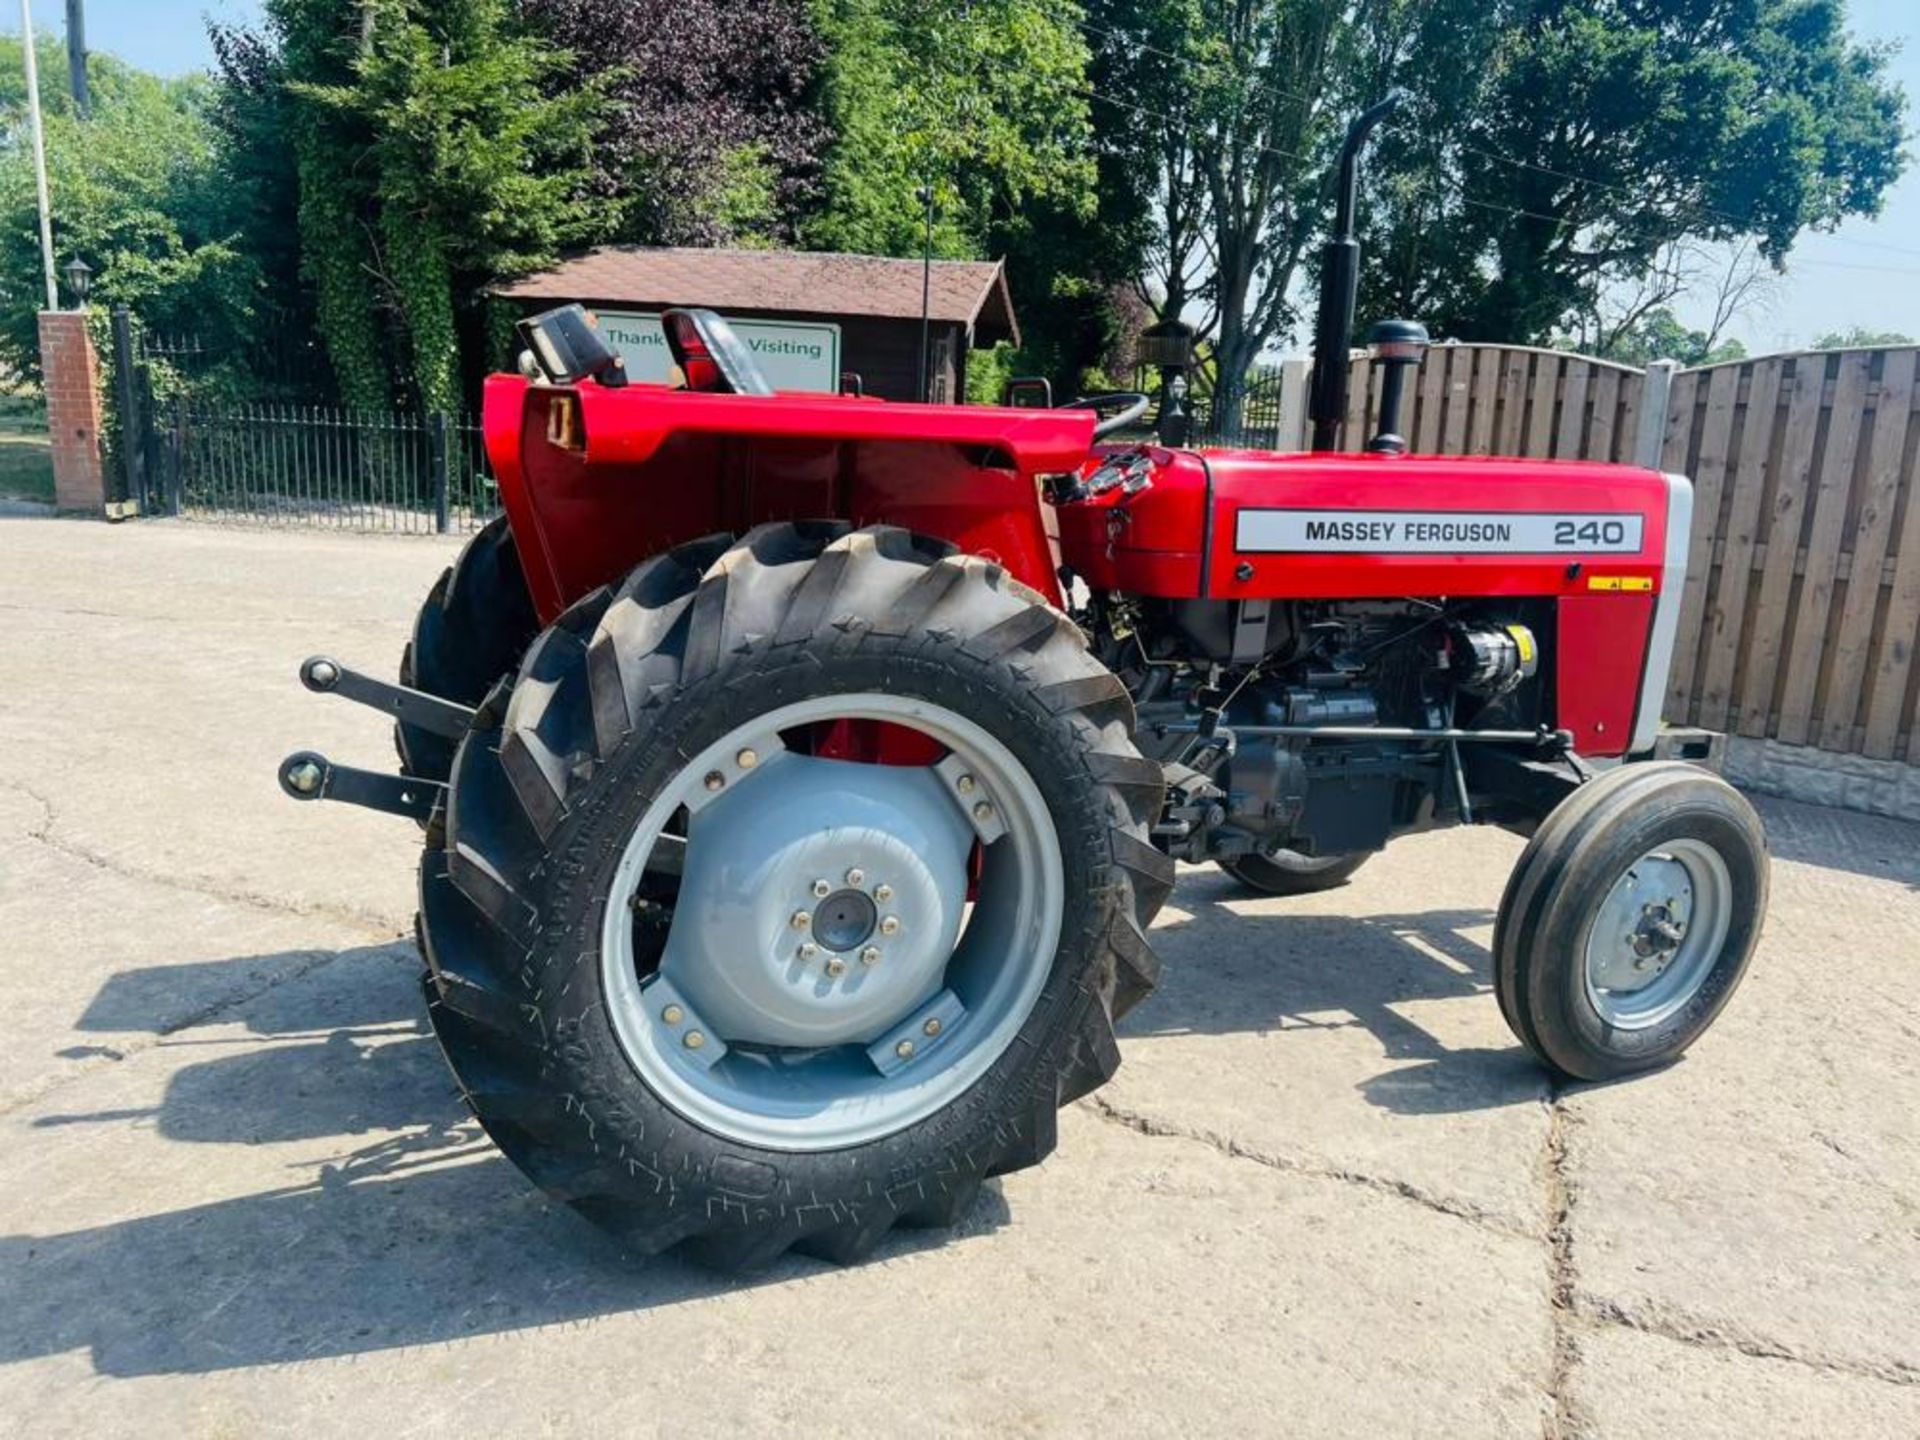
[37,310,108,514]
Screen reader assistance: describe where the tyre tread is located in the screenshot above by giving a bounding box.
[422,522,1170,1270]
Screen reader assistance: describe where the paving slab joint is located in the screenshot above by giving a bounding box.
[1539,1091,1589,1439]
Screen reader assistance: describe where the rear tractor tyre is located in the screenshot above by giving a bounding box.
[1493,762,1767,1082]
[397,514,539,789]
[1218,849,1369,896]
[417,522,1173,1270]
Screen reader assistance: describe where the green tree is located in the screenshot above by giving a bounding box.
[0,40,256,382]
[804,0,1121,396]
[1086,0,1396,432]
[804,0,1097,261]
[1093,0,1905,429]
[1813,326,1915,349]
[1362,0,1907,343]
[231,0,605,411]
[1581,307,1747,367]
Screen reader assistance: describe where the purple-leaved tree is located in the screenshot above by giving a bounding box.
[520,0,830,247]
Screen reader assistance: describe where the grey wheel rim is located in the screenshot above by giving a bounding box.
[1582,837,1733,1030]
[600,693,1064,1151]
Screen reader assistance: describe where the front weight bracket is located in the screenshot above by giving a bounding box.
[279,750,443,822]
[299,655,475,739]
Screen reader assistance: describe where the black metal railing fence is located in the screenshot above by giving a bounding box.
[140,400,499,534]
[1131,363,1298,449]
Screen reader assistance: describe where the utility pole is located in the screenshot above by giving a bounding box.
[19,0,59,311]
[65,0,88,119]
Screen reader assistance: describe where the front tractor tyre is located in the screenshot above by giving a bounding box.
[417,523,1173,1270]
[1493,762,1767,1082]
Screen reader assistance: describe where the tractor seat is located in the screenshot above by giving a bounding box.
[661,307,775,397]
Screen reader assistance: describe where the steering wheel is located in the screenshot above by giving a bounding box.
[1069,391,1152,441]
[661,307,775,397]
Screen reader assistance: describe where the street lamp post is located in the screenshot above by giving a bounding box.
[18,0,59,312]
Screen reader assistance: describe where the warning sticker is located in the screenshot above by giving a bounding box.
[1234,509,1645,555]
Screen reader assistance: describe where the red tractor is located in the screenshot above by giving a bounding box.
[281,119,1766,1271]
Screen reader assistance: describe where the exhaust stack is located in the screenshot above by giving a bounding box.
[1308,93,1404,453]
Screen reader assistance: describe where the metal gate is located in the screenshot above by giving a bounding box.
[107,307,500,534]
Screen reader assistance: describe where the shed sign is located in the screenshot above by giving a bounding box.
[595,312,842,393]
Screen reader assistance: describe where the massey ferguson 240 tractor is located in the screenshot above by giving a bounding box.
[279,112,1767,1271]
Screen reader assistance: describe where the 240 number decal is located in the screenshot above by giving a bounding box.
[1553,518,1630,547]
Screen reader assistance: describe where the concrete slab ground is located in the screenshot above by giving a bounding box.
[1,515,1916,1437]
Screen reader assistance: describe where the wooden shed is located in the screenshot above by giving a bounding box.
[492,246,1020,402]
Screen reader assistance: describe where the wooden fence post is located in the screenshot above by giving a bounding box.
[1275,358,1311,451]
[1635,359,1679,468]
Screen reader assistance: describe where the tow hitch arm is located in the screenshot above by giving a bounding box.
[277,655,474,821]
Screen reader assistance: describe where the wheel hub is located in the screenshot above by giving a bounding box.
[657,753,974,1049]
[1589,856,1692,992]
[1582,838,1734,1030]
[812,888,878,952]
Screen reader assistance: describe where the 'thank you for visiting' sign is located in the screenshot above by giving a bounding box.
[596,312,842,393]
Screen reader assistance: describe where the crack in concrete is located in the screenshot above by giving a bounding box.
[0,942,420,1118]
[1573,1291,1920,1390]
[2,775,399,938]
[1081,1093,1538,1242]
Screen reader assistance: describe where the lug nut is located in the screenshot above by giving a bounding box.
[955,774,976,795]
[703,770,726,792]
[860,946,881,966]
[812,878,832,898]
[797,942,818,961]
[973,801,994,822]
[287,761,323,794]
[846,867,865,887]
[895,1039,915,1060]
[736,747,759,770]
[824,956,848,978]
[879,916,901,936]
[790,910,811,930]
[922,1017,942,1038]
[661,1004,684,1025]
[873,883,893,903]
[684,1030,706,1050]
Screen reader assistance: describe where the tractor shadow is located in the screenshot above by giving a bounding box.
[1126,867,1549,1115]
[6,943,1007,1379]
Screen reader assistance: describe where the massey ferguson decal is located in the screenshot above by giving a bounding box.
[1234,509,1645,555]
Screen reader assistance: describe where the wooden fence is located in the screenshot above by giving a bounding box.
[1245,343,1920,762]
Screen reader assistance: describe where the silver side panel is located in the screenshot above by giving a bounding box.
[1630,472,1694,756]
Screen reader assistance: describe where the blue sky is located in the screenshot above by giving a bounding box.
[5,0,1918,352]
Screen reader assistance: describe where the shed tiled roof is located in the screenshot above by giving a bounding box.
[494,246,1019,347]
